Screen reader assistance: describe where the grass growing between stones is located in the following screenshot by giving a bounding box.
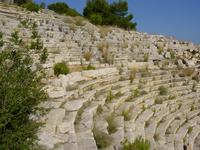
[106,114,117,134]
[122,137,150,150]
[106,91,115,103]
[129,68,137,83]
[122,109,132,121]
[187,127,193,134]
[82,64,96,70]
[54,62,70,76]
[158,86,168,95]
[93,128,113,149]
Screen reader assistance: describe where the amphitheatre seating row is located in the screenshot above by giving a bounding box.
[37,66,200,150]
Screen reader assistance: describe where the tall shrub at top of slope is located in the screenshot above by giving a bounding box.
[48,2,80,16]
[83,0,137,30]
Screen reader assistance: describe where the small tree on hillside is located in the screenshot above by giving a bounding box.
[0,31,47,149]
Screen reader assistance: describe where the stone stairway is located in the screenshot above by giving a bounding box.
[1,3,200,150]
[36,66,200,150]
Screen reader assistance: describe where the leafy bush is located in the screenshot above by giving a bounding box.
[30,38,43,50]
[66,8,80,16]
[133,89,140,97]
[90,14,102,25]
[122,137,150,150]
[54,62,70,76]
[83,64,96,70]
[48,2,68,14]
[22,2,41,12]
[83,0,137,30]
[31,30,40,39]
[48,2,80,16]
[11,31,22,45]
[40,48,48,63]
[0,34,47,149]
[158,86,168,95]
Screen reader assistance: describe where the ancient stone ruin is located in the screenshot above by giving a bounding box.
[0,2,200,150]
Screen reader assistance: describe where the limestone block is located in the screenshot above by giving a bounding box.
[63,99,84,111]
[47,87,66,99]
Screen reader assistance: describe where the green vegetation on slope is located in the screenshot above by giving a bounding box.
[122,137,150,150]
[0,30,47,149]
[48,2,80,16]
[83,0,137,30]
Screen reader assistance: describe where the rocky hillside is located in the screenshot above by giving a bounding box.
[1,2,200,150]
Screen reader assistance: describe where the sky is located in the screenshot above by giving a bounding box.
[35,0,200,44]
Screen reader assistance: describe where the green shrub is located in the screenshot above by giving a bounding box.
[83,64,96,70]
[122,137,150,150]
[0,33,47,149]
[20,19,29,28]
[40,48,48,63]
[22,2,41,12]
[31,30,40,39]
[48,2,80,16]
[48,2,68,14]
[30,38,43,50]
[158,86,168,95]
[83,0,137,30]
[90,14,102,25]
[133,89,140,97]
[66,8,80,16]
[54,62,70,76]
[11,31,22,45]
